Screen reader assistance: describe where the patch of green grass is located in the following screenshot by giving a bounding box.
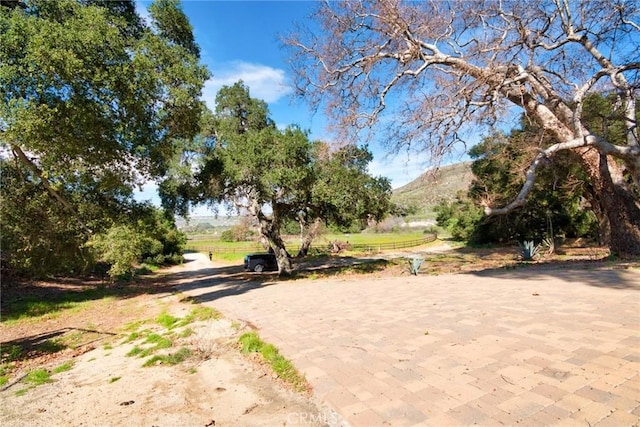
[126,332,173,359]
[239,331,262,353]
[178,328,194,338]
[239,332,308,392]
[122,320,148,332]
[142,347,192,367]
[187,231,438,259]
[144,333,172,349]
[0,365,9,387]
[182,306,221,324]
[52,361,74,374]
[9,357,75,395]
[156,307,221,331]
[109,376,121,383]
[123,331,143,343]
[126,345,144,357]
[24,368,53,386]
[156,312,181,329]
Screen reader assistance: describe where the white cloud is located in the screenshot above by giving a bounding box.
[202,61,293,108]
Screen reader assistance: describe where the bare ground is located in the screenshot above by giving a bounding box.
[0,266,330,427]
[1,241,636,426]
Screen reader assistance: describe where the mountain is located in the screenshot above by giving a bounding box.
[391,162,474,214]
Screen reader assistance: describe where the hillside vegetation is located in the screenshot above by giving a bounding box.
[391,162,473,215]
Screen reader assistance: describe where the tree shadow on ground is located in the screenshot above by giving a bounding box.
[170,256,391,304]
[467,259,640,290]
[1,273,182,323]
[399,242,639,290]
[1,327,117,369]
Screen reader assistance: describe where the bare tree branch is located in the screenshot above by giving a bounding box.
[11,144,92,233]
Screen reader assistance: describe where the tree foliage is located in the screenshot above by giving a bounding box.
[436,94,635,244]
[167,81,391,274]
[286,0,640,256]
[434,194,484,242]
[88,207,186,279]
[310,143,391,230]
[467,125,599,243]
[1,158,93,276]
[0,0,204,277]
[436,123,599,244]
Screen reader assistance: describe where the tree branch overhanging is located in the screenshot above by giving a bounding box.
[11,144,92,233]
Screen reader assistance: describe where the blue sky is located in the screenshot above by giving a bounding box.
[135,1,447,213]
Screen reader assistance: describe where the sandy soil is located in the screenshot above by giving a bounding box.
[0,267,331,427]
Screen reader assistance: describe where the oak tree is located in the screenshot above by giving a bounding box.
[183,82,391,275]
[0,0,206,275]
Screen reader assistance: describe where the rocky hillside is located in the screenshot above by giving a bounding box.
[391,162,474,214]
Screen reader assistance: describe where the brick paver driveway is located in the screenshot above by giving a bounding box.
[177,253,640,426]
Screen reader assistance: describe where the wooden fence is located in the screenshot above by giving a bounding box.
[186,233,437,255]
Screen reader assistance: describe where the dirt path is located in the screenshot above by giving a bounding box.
[0,261,331,427]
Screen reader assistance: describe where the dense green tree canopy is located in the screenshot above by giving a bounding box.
[436,94,636,245]
[308,143,391,230]
[172,82,391,274]
[0,0,205,276]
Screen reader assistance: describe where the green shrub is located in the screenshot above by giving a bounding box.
[434,195,484,241]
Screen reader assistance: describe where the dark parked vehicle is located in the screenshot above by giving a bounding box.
[243,253,278,272]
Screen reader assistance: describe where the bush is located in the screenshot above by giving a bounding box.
[88,207,186,279]
[434,196,484,241]
[87,226,145,279]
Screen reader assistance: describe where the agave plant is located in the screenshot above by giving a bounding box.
[518,240,541,261]
[408,257,425,275]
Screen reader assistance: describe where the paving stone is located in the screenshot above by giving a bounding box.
[178,253,640,426]
[531,382,569,402]
[555,393,594,414]
[497,395,545,419]
[574,385,616,403]
[595,409,640,427]
[447,403,489,425]
[346,408,387,426]
[570,401,614,425]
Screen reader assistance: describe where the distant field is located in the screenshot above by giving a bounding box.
[185,231,435,263]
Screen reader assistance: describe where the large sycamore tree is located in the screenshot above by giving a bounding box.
[286,0,640,256]
[0,0,207,274]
